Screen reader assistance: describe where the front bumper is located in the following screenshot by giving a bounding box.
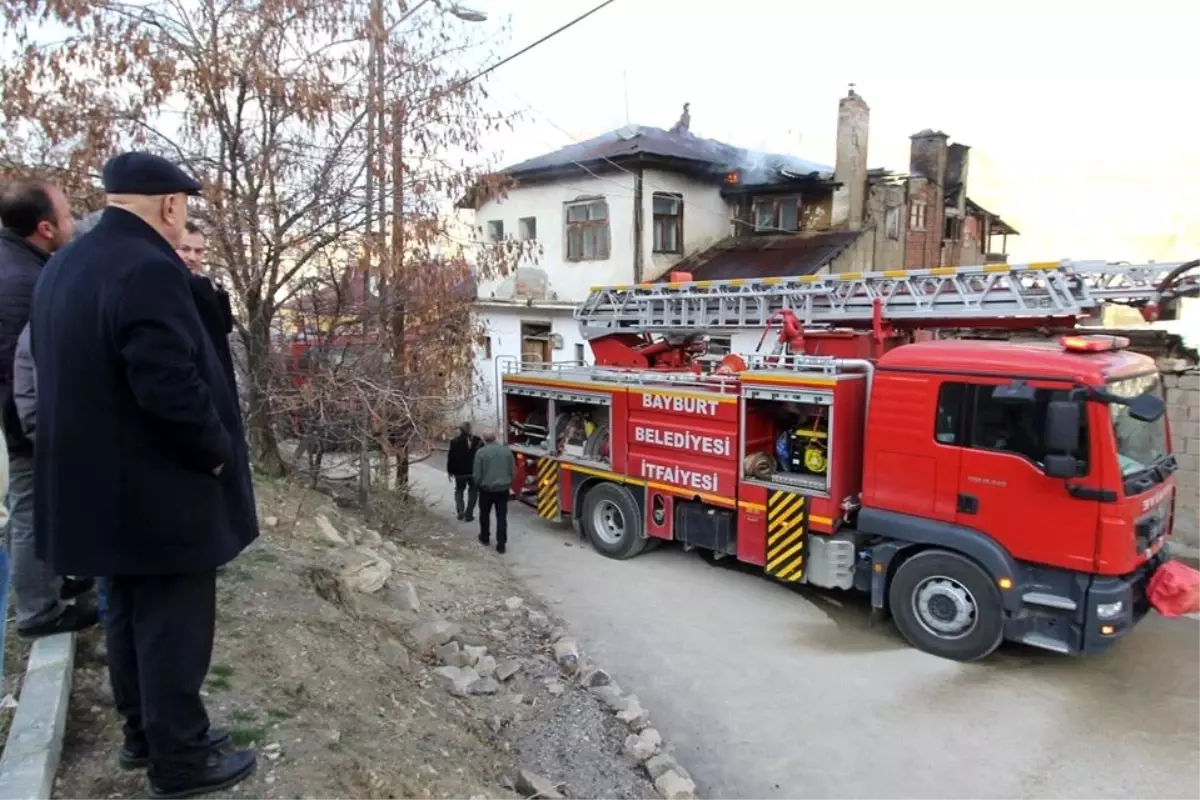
[1080,554,1165,655]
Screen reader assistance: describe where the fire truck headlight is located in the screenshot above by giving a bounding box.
[1096,600,1124,620]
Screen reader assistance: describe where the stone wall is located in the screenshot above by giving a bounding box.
[1162,366,1200,555]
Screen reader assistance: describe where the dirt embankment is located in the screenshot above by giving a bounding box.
[53,477,656,799]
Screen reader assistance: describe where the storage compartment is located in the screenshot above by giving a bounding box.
[505,393,552,452]
[742,388,833,493]
[552,399,611,465]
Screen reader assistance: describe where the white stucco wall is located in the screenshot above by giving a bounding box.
[640,169,730,282]
[474,174,638,304]
[466,305,587,428]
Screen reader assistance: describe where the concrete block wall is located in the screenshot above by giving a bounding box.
[1163,368,1200,553]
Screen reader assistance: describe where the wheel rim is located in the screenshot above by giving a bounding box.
[591,499,625,546]
[912,576,978,640]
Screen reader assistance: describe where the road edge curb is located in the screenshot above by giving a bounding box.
[0,632,75,800]
[553,639,699,799]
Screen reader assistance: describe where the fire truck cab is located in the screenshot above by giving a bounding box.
[500,259,1195,661]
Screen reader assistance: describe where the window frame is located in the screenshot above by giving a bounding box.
[909,202,927,232]
[933,380,1091,473]
[884,205,901,240]
[518,216,537,241]
[486,220,504,242]
[564,198,611,262]
[752,195,802,233]
[651,192,683,254]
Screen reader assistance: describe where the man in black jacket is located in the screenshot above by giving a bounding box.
[31,152,257,798]
[0,178,97,638]
[447,421,482,521]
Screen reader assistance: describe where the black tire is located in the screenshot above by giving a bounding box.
[581,483,647,560]
[888,549,1005,662]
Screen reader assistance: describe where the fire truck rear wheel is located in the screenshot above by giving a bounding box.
[888,549,1004,662]
[581,483,647,560]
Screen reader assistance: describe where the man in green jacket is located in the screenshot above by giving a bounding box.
[471,430,515,554]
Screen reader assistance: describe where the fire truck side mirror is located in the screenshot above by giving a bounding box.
[1044,400,1081,457]
[1126,392,1166,423]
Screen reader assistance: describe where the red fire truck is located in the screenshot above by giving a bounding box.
[500,259,1199,661]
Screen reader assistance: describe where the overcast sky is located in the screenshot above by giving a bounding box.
[473,0,1197,265]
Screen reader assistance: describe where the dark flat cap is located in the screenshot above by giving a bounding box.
[102,152,203,196]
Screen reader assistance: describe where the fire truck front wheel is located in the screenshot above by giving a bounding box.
[888,549,1005,662]
[581,483,647,560]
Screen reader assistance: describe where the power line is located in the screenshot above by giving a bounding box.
[456,0,620,90]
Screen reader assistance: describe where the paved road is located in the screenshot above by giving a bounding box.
[410,463,1200,799]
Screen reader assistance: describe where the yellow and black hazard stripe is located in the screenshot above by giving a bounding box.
[536,457,560,520]
[765,490,807,582]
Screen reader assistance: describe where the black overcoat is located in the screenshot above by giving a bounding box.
[30,207,258,576]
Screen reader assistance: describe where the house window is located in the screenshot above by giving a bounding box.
[574,343,585,363]
[752,196,801,233]
[909,202,927,232]
[565,198,610,262]
[885,206,901,240]
[519,216,537,241]
[487,220,504,242]
[652,193,683,253]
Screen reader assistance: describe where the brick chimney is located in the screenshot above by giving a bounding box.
[832,84,869,230]
[906,129,949,268]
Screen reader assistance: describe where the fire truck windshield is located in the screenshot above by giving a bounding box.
[1107,374,1169,476]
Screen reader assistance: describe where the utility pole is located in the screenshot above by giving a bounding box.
[358,0,384,504]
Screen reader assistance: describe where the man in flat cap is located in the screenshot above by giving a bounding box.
[31,152,258,798]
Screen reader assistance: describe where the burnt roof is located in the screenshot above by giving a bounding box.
[665,231,863,282]
[965,197,1019,235]
[503,125,833,185]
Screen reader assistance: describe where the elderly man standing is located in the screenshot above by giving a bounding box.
[31,152,258,798]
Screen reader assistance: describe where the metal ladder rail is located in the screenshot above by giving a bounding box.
[575,260,1197,338]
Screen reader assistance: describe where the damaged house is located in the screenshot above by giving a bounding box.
[460,86,1017,423]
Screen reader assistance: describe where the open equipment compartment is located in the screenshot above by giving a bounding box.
[741,383,834,494]
[503,389,552,453]
[551,395,612,465]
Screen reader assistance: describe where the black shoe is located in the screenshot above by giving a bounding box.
[17,603,99,639]
[147,749,257,799]
[60,577,95,600]
[496,543,506,554]
[478,533,489,546]
[456,512,465,520]
[120,727,232,771]
[463,515,475,522]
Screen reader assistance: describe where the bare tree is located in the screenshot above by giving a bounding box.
[0,0,523,476]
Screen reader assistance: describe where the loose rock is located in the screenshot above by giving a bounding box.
[496,658,522,682]
[504,596,524,611]
[514,768,564,799]
[463,644,488,667]
[616,696,650,731]
[580,666,610,688]
[589,683,628,711]
[314,514,347,546]
[553,638,580,672]
[623,727,662,761]
[475,654,498,678]
[381,540,399,555]
[263,516,279,528]
[334,548,392,594]
[411,620,462,651]
[645,752,689,782]
[436,641,469,667]
[359,527,383,546]
[654,770,697,800]
[396,581,421,613]
[468,676,501,696]
[378,638,412,672]
[546,681,565,696]
[435,665,480,697]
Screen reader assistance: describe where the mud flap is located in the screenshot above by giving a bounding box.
[536,457,560,520]
[765,490,807,583]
